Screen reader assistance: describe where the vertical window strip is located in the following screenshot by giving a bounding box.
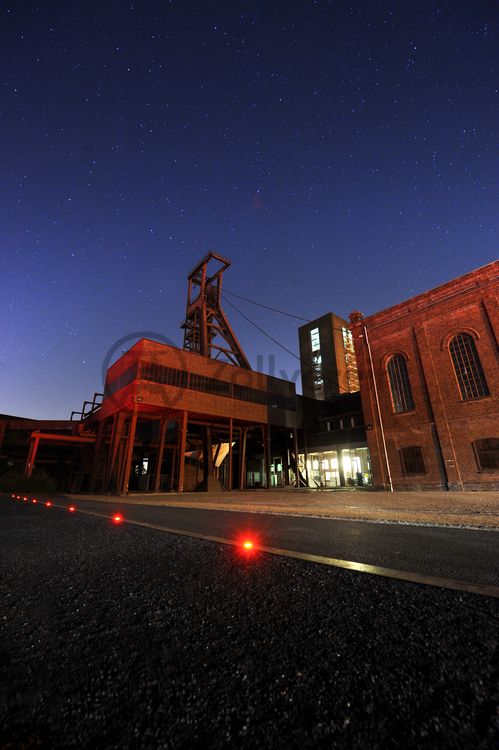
[449,334,489,401]
[310,327,321,351]
[387,355,414,413]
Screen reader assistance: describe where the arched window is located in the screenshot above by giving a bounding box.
[449,333,489,401]
[387,354,414,413]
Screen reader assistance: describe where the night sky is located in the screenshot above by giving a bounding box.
[2,0,498,419]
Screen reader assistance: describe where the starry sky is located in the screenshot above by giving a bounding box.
[2,0,498,419]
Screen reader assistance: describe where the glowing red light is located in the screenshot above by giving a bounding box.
[11,493,15,498]
[23,496,28,501]
[45,502,52,507]
[112,514,123,524]
[236,532,260,556]
[68,506,76,513]
[32,499,37,504]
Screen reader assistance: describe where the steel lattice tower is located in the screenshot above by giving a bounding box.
[182,253,251,369]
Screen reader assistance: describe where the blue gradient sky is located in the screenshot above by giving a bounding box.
[2,1,498,418]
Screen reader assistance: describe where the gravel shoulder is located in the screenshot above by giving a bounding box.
[64,488,499,530]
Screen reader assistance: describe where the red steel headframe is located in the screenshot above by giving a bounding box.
[182,252,251,369]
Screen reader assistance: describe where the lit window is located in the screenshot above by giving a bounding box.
[311,348,324,399]
[387,355,414,413]
[310,328,320,351]
[473,438,499,471]
[342,453,352,473]
[449,333,489,401]
[341,327,352,347]
[342,326,360,392]
[400,446,426,475]
[312,353,323,379]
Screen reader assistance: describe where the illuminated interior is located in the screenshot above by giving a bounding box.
[300,447,371,487]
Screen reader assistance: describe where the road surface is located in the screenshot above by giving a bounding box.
[1,497,498,748]
[42,496,499,590]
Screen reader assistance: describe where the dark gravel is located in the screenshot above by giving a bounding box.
[1,499,498,749]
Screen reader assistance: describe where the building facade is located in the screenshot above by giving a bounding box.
[349,261,499,491]
[298,313,359,401]
[3,257,497,494]
[15,338,299,494]
[297,392,370,488]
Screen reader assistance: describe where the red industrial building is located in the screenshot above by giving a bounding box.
[1,255,497,493]
[349,260,499,491]
[17,254,300,494]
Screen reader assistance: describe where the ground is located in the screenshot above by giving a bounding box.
[65,487,499,529]
[1,497,498,748]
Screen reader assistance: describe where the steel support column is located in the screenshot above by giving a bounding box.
[154,416,168,492]
[228,418,233,491]
[170,447,177,491]
[303,433,310,487]
[202,426,214,484]
[283,432,290,486]
[116,439,127,494]
[293,429,300,487]
[263,424,271,490]
[177,410,188,493]
[25,435,40,479]
[105,412,125,490]
[121,406,139,495]
[239,427,247,490]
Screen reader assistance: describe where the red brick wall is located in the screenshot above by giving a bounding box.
[350,261,499,491]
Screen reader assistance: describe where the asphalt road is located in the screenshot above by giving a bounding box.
[1,498,499,749]
[47,497,499,588]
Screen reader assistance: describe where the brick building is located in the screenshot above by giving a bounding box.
[349,261,499,491]
[3,256,497,494]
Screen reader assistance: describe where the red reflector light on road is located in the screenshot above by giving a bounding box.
[236,532,260,556]
[112,514,123,524]
[32,499,37,504]
[45,502,52,507]
[23,496,27,501]
[68,506,76,513]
